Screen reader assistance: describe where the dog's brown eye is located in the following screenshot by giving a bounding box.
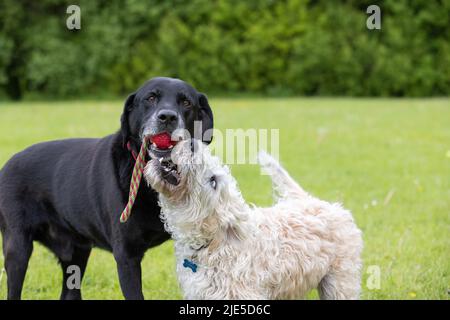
[209,176,217,190]
[183,99,191,108]
[148,95,156,103]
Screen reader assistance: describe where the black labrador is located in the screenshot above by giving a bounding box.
[0,77,213,300]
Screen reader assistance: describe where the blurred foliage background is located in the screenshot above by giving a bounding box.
[0,0,449,100]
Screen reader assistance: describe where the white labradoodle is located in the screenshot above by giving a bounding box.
[144,140,363,300]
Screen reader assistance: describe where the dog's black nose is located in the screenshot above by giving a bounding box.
[157,110,178,125]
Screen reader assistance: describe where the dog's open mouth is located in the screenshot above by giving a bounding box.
[148,132,178,159]
[146,132,181,185]
[156,158,180,186]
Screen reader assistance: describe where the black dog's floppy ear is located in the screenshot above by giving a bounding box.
[198,93,214,144]
[120,93,136,146]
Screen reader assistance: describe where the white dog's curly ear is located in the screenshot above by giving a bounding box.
[226,226,244,243]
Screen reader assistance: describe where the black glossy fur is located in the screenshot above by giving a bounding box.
[0,77,213,300]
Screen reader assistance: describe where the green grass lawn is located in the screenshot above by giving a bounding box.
[0,98,449,300]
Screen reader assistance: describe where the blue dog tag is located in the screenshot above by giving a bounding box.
[183,259,198,273]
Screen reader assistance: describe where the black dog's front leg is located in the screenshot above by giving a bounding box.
[114,253,144,300]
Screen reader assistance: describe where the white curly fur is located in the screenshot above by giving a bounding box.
[144,140,363,300]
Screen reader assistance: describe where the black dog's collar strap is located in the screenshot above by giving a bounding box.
[126,139,151,162]
[126,141,138,161]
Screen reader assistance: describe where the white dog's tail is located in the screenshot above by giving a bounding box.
[258,151,309,201]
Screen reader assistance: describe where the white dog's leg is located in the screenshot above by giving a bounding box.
[258,151,309,201]
[318,267,361,300]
